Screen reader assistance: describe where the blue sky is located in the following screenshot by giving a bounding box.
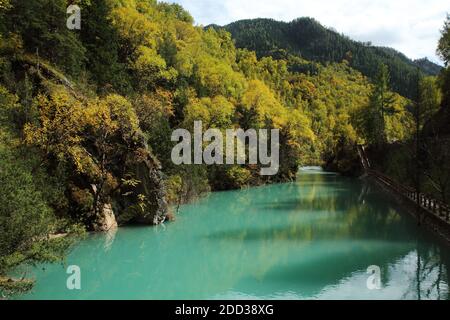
[169,0,449,64]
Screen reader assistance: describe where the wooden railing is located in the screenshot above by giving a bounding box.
[357,145,450,223]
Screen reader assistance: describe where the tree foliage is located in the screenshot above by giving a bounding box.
[219,17,442,99]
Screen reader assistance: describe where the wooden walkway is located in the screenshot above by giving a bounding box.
[357,145,450,225]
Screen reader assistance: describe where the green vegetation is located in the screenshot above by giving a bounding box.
[0,0,447,296]
[371,16,450,204]
[0,85,83,296]
[217,18,442,99]
[358,63,402,147]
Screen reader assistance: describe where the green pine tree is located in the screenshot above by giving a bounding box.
[366,63,398,146]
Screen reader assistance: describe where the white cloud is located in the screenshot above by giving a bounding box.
[170,0,449,64]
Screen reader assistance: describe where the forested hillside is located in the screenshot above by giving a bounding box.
[0,0,446,296]
[376,15,450,205]
[216,18,442,99]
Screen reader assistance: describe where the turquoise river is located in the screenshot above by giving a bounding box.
[18,168,450,300]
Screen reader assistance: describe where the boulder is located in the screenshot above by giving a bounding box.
[94,203,118,232]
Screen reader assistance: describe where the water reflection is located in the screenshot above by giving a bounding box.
[19,170,449,300]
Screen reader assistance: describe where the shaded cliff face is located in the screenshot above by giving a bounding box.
[113,138,168,226]
[70,111,169,230]
[69,119,169,230]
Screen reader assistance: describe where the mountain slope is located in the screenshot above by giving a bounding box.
[414,58,443,75]
[212,17,442,98]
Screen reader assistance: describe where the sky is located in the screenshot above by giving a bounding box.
[169,0,449,64]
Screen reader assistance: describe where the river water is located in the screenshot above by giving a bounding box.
[19,168,450,299]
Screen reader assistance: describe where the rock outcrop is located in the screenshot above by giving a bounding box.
[94,203,118,232]
[111,136,168,226]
